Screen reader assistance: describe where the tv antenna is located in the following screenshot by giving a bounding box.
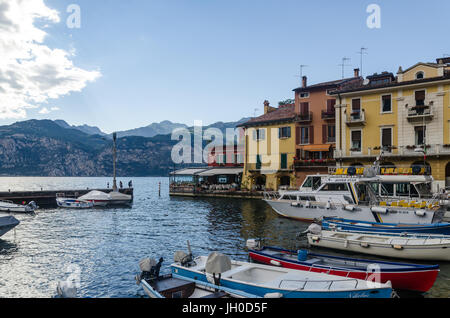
[338,57,351,79]
[294,64,308,83]
[253,108,259,117]
[357,47,368,76]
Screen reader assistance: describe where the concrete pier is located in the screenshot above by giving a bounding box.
[0,188,133,208]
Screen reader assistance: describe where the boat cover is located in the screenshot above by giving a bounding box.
[0,215,19,227]
[205,252,231,274]
[78,190,110,201]
[109,191,132,200]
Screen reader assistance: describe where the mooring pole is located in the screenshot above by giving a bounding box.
[159,182,161,197]
[112,132,117,191]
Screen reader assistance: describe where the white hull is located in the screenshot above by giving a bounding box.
[265,199,441,224]
[308,230,450,261]
[0,202,35,213]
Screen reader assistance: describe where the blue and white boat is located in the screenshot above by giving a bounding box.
[322,217,450,235]
[171,252,393,298]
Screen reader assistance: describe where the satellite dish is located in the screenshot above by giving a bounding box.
[363,79,370,85]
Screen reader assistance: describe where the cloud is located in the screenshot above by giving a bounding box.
[38,106,60,114]
[0,0,101,119]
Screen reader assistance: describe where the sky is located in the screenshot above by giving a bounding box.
[0,0,449,133]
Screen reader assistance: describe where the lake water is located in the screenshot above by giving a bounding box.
[0,177,449,298]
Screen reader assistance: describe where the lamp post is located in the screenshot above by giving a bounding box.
[112,132,117,191]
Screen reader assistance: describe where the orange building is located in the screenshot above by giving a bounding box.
[292,71,362,186]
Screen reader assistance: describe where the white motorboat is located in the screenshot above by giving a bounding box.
[265,167,446,224]
[307,226,450,261]
[0,200,37,213]
[56,197,94,209]
[77,190,132,207]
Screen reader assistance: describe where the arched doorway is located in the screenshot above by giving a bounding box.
[446,162,450,189]
[279,175,291,187]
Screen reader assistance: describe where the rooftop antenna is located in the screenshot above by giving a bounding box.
[294,64,308,85]
[357,47,368,76]
[338,57,351,79]
[253,108,259,117]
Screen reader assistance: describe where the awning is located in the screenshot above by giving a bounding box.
[197,168,243,176]
[301,144,332,152]
[170,168,209,175]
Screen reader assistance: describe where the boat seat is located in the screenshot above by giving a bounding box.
[221,265,251,279]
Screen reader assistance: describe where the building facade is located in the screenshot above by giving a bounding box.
[333,57,450,190]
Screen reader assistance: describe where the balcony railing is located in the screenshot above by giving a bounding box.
[297,111,313,122]
[334,143,450,159]
[407,105,433,122]
[345,109,366,126]
[293,158,335,169]
[321,110,336,120]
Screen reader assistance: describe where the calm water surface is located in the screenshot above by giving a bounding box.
[0,177,449,298]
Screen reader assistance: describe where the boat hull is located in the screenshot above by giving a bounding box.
[308,232,450,261]
[248,248,439,292]
[171,264,392,298]
[265,199,439,224]
[0,216,20,237]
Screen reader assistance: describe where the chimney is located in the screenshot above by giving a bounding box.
[354,68,360,77]
[302,76,307,88]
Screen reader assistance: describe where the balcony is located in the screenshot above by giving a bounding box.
[321,110,336,120]
[293,158,335,170]
[406,105,434,123]
[297,111,313,123]
[345,109,366,126]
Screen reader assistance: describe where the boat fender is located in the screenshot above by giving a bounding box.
[311,235,320,242]
[392,244,403,250]
[291,202,300,207]
[415,210,426,217]
[305,201,311,208]
[264,292,283,298]
[297,249,308,261]
[325,201,331,209]
[270,260,281,266]
[344,205,355,211]
[371,206,388,214]
[360,242,370,248]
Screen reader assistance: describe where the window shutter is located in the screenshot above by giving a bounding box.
[252,129,256,140]
[322,125,327,143]
[327,99,336,112]
[415,90,426,101]
[300,102,309,114]
[309,126,314,144]
[287,127,291,138]
[352,99,361,111]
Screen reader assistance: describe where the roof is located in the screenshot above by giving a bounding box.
[238,104,296,128]
[197,167,243,176]
[170,168,209,175]
[293,76,362,92]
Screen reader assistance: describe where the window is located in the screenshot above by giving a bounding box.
[279,175,290,186]
[320,183,348,191]
[381,95,392,113]
[415,126,426,145]
[216,154,224,164]
[381,127,392,151]
[300,127,309,144]
[299,92,309,98]
[300,102,309,115]
[253,128,265,141]
[327,125,335,143]
[278,126,291,139]
[351,99,361,119]
[415,90,426,107]
[416,72,424,79]
[351,130,362,152]
[280,153,288,169]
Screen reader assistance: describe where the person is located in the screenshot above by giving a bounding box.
[107,182,110,188]
[119,181,123,189]
[128,180,132,188]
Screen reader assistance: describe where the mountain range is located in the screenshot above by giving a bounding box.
[0,117,249,176]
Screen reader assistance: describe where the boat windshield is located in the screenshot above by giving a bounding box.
[301,176,322,191]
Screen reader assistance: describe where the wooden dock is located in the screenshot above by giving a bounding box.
[0,188,134,208]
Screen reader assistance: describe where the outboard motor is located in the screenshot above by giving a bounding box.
[297,223,322,237]
[205,252,231,287]
[27,201,38,210]
[137,257,163,283]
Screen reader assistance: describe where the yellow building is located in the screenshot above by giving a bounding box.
[333,57,450,190]
[239,100,297,191]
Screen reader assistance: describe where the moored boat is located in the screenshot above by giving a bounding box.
[172,252,393,298]
[56,197,94,209]
[322,217,450,235]
[307,228,450,261]
[77,190,132,207]
[0,200,37,213]
[246,242,439,292]
[0,215,20,237]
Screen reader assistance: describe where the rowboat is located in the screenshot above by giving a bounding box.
[322,217,450,235]
[172,252,393,298]
[135,257,259,298]
[247,243,439,292]
[0,200,37,213]
[0,215,20,237]
[307,229,450,261]
[56,197,94,209]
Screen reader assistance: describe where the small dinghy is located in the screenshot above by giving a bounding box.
[322,217,450,235]
[172,252,393,298]
[246,240,439,293]
[136,256,258,298]
[0,200,37,213]
[0,215,20,237]
[56,197,94,209]
[307,226,450,261]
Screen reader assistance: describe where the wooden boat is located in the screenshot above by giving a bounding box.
[56,197,94,209]
[307,229,450,261]
[0,215,20,237]
[136,257,258,298]
[247,244,439,292]
[172,252,393,298]
[322,217,450,235]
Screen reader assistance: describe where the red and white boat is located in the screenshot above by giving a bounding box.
[247,242,439,293]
